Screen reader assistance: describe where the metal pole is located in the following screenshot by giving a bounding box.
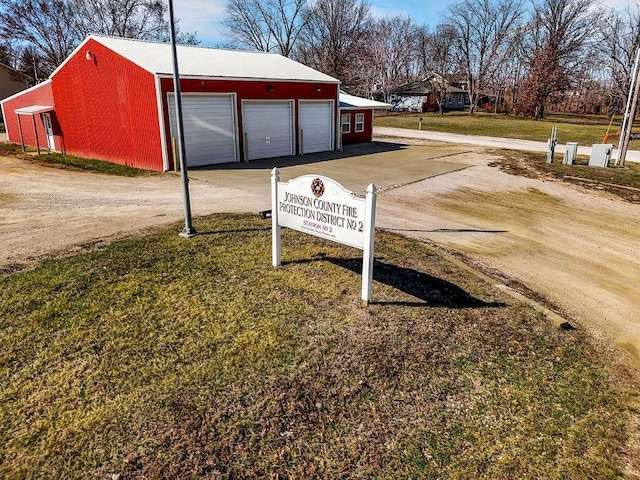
[16,114,25,151]
[617,47,640,166]
[32,114,41,155]
[168,0,197,237]
[546,125,556,164]
[32,46,38,84]
[361,183,377,304]
[271,168,281,267]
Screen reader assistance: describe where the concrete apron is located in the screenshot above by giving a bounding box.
[182,141,472,196]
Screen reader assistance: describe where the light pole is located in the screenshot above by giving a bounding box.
[616,47,640,167]
[168,0,197,237]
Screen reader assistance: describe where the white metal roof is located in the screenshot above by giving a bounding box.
[339,91,391,109]
[53,35,339,84]
[14,105,54,115]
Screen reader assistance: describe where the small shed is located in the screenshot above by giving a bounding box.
[339,91,391,145]
[1,36,341,171]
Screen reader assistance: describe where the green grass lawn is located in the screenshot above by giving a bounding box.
[375,112,640,149]
[0,142,151,176]
[1,214,637,478]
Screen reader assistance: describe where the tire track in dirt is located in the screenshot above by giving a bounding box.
[377,159,640,368]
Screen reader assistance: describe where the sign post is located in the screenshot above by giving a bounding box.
[361,183,377,301]
[271,168,377,303]
[271,168,282,267]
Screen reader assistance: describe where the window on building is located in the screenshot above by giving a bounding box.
[341,113,351,133]
[355,113,365,133]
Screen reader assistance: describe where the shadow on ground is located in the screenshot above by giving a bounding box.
[285,255,505,308]
[382,227,509,234]
[190,142,407,172]
[197,226,271,236]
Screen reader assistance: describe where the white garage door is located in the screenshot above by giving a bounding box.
[168,94,237,167]
[242,101,293,160]
[299,101,334,154]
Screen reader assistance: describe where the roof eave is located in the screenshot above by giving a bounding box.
[155,73,340,84]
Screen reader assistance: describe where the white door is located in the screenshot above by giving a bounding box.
[242,101,293,160]
[299,101,333,154]
[42,113,55,150]
[168,94,237,167]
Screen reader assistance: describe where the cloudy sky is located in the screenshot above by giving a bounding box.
[172,0,632,47]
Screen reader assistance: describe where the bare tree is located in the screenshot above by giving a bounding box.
[16,47,48,85]
[72,0,169,40]
[598,3,640,114]
[485,21,524,113]
[295,0,371,89]
[74,0,198,45]
[519,0,599,118]
[446,0,524,113]
[361,16,419,101]
[0,0,82,74]
[417,24,458,114]
[223,0,307,56]
[0,41,18,68]
[0,0,197,77]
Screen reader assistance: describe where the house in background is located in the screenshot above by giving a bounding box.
[389,76,467,113]
[0,63,29,121]
[339,91,391,145]
[1,35,341,171]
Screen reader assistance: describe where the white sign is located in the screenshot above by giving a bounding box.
[277,174,366,249]
[271,168,377,303]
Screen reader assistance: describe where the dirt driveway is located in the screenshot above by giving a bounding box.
[374,141,640,368]
[2,142,640,368]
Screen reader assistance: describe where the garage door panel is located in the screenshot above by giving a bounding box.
[243,101,293,160]
[299,101,333,154]
[168,95,237,167]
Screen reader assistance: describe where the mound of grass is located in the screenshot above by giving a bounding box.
[0,141,151,176]
[0,142,26,156]
[0,214,637,478]
[35,152,152,176]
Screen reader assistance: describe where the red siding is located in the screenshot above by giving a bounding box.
[51,38,163,170]
[159,78,339,169]
[3,38,341,172]
[341,109,373,144]
[2,81,55,150]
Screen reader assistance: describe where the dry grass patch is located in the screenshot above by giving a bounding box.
[1,214,638,478]
[0,142,151,176]
[489,150,640,203]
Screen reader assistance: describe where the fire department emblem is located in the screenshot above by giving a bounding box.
[311,178,325,198]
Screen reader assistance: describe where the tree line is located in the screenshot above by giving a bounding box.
[1,0,638,118]
[0,0,197,83]
[223,0,640,117]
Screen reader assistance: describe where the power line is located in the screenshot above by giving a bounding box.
[591,0,624,14]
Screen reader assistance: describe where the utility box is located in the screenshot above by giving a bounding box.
[589,144,613,167]
[563,142,578,165]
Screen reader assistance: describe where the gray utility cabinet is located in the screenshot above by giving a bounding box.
[563,142,578,165]
[589,144,614,167]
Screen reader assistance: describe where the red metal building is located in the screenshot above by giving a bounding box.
[339,91,391,145]
[1,36,342,171]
